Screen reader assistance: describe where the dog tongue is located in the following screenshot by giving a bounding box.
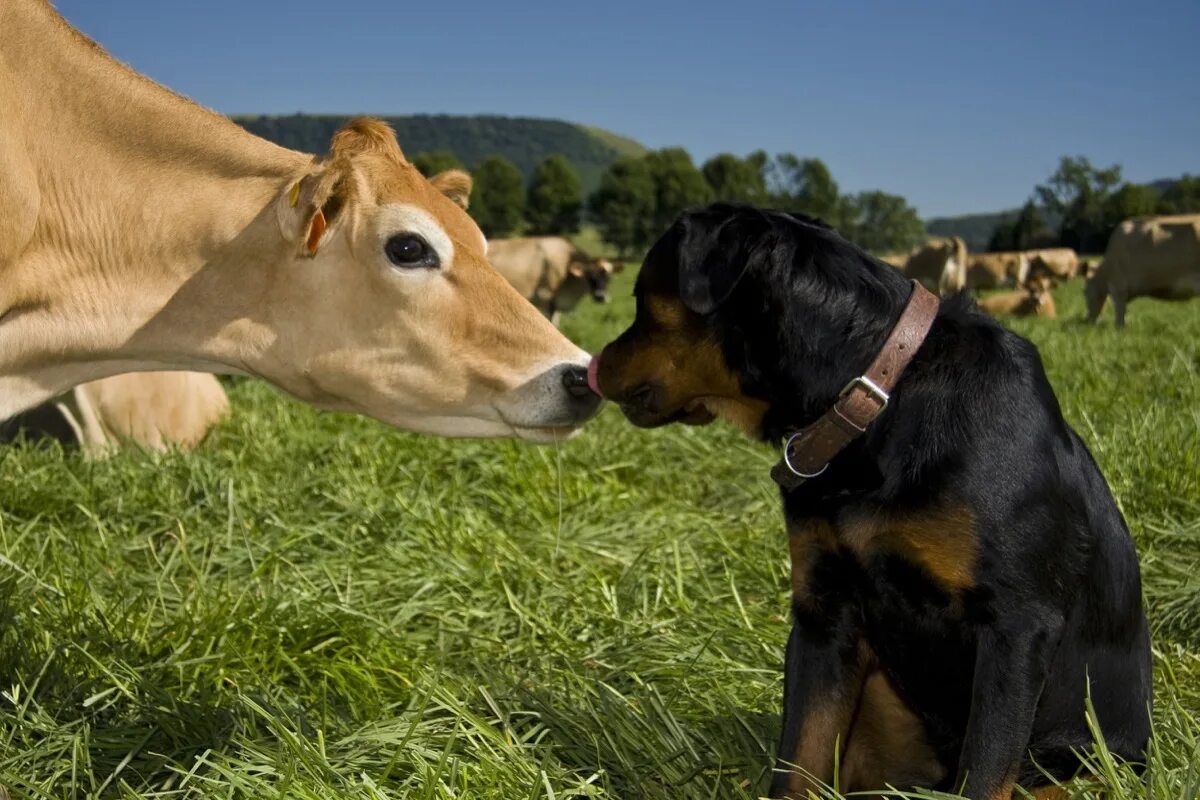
[586,356,604,398]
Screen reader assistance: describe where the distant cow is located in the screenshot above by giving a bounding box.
[2,372,228,455]
[905,236,968,294]
[1087,215,1200,327]
[966,252,1028,291]
[978,276,1057,319]
[1026,248,1080,284]
[488,237,622,325]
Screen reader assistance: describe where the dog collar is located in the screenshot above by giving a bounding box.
[771,279,939,491]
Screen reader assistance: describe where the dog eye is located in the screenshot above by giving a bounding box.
[385,234,438,269]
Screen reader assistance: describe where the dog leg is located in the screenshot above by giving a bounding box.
[956,619,1063,800]
[770,608,867,798]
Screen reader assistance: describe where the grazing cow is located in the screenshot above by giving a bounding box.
[488,237,623,325]
[878,251,912,270]
[1087,214,1200,327]
[1025,247,1079,284]
[965,252,1028,291]
[905,237,968,294]
[0,0,600,443]
[978,276,1057,319]
[3,372,229,455]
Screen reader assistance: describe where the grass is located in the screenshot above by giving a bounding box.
[1,273,1198,799]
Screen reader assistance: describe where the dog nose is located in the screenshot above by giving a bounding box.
[562,365,598,399]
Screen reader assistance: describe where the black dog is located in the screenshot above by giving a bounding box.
[591,204,1151,799]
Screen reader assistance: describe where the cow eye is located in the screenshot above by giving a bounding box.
[385,234,438,268]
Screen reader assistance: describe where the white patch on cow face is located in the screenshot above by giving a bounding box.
[373,204,454,275]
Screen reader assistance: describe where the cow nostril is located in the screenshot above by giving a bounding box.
[562,366,596,399]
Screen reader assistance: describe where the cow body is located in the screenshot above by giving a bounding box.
[1087,215,1200,327]
[966,252,1027,290]
[1026,248,1079,283]
[905,237,968,295]
[488,237,618,325]
[978,277,1057,319]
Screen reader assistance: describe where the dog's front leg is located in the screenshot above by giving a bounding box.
[769,599,867,799]
[956,617,1062,799]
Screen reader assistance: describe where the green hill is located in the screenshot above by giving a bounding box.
[924,210,1019,251]
[234,113,647,196]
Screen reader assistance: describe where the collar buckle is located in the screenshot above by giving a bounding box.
[838,375,890,411]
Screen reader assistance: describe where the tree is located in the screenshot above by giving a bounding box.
[766,155,844,225]
[470,155,525,237]
[1157,175,1200,214]
[412,150,463,178]
[645,148,714,232]
[989,200,1055,251]
[1103,183,1158,233]
[525,155,583,235]
[701,153,767,204]
[841,191,925,254]
[1035,156,1122,253]
[590,157,657,255]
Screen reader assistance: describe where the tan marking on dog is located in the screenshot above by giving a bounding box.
[788,519,838,604]
[840,670,946,793]
[843,505,978,592]
[606,293,768,433]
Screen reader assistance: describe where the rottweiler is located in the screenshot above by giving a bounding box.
[590,204,1151,799]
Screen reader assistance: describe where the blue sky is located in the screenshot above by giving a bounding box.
[57,1,1199,218]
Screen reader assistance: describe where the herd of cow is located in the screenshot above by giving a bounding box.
[888,212,1200,327]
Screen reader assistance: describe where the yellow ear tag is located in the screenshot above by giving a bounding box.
[288,182,301,208]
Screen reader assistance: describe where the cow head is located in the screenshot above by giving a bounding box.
[565,256,623,305]
[266,118,601,441]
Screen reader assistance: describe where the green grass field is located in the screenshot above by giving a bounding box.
[1,275,1198,799]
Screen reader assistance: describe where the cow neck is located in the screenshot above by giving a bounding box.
[0,1,313,418]
[770,280,940,491]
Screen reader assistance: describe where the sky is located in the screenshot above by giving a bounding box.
[55,0,1200,218]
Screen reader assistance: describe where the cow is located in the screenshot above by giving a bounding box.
[3,372,229,455]
[488,237,622,326]
[966,251,1028,291]
[904,236,968,295]
[0,0,601,444]
[978,276,1057,319]
[1086,214,1200,327]
[1025,247,1080,284]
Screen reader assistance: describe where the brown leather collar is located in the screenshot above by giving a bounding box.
[771,279,940,491]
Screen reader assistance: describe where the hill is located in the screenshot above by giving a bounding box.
[924,210,1019,251]
[234,113,647,195]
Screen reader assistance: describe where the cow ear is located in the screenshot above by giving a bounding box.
[678,214,771,315]
[430,169,472,210]
[277,162,350,258]
[568,264,585,278]
[611,260,626,274]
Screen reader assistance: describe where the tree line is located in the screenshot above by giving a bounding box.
[413,148,927,255]
[989,157,1200,253]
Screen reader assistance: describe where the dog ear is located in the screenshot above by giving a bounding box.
[678,212,772,314]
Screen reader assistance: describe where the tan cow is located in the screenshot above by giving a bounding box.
[488,237,622,325]
[1086,214,1200,327]
[966,252,1028,291]
[0,1,600,443]
[1025,247,1079,284]
[904,237,968,294]
[978,276,1057,319]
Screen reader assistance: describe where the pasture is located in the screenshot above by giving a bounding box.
[1,274,1197,799]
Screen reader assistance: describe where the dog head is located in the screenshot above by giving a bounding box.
[592,204,915,439]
